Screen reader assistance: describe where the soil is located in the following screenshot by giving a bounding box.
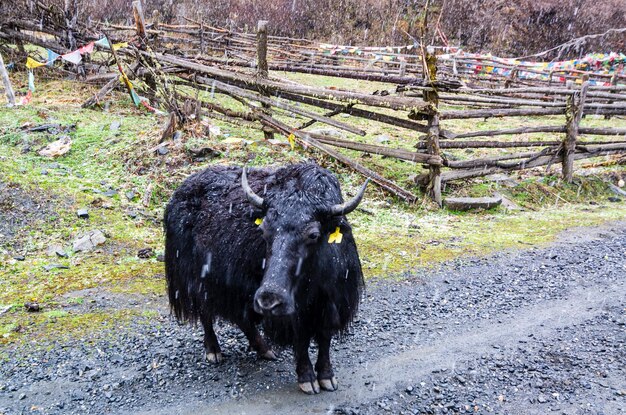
[0,222,624,415]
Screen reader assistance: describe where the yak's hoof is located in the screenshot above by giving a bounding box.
[205,352,223,364]
[319,376,338,391]
[298,380,320,395]
[260,349,278,360]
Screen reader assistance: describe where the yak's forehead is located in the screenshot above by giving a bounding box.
[264,195,322,228]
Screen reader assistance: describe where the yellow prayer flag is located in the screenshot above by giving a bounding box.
[26,57,46,69]
[255,218,263,225]
[112,42,129,51]
[288,133,296,150]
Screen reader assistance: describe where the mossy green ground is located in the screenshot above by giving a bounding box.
[0,74,624,349]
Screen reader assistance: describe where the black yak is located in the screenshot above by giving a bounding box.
[164,163,367,394]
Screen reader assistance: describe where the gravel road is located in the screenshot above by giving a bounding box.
[1,222,624,415]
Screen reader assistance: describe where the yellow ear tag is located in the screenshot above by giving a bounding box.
[255,218,263,225]
[288,133,296,150]
[328,227,343,244]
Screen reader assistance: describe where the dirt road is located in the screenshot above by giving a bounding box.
[1,223,624,415]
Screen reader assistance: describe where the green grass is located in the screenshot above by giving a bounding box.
[0,74,625,349]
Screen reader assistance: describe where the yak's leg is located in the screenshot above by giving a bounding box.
[315,331,338,391]
[295,335,319,394]
[200,313,222,363]
[236,319,277,360]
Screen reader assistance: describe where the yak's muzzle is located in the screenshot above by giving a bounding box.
[254,287,295,316]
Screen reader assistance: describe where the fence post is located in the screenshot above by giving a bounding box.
[604,69,619,120]
[132,1,147,40]
[423,46,442,206]
[0,53,16,107]
[256,20,274,141]
[562,80,589,183]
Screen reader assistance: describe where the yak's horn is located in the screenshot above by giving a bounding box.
[241,167,265,208]
[328,178,370,216]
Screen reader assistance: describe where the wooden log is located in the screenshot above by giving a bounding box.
[562,81,589,182]
[256,113,418,202]
[180,75,366,136]
[0,52,15,107]
[441,145,625,182]
[82,76,118,108]
[440,107,565,119]
[578,127,626,136]
[443,196,502,211]
[453,125,566,139]
[140,51,435,113]
[309,134,442,165]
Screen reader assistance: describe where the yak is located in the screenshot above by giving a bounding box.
[164,163,368,394]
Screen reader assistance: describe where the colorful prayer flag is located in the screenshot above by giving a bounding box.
[78,42,95,54]
[46,50,60,66]
[28,71,35,92]
[61,50,82,65]
[26,57,46,69]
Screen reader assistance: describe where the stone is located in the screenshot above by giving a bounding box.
[46,244,65,257]
[24,302,40,312]
[485,174,518,187]
[308,127,345,139]
[443,196,503,211]
[156,146,169,156]
[73,230,107,252]
[109,120,121,132]
[608,196,622,203]
[137,247,154,259]
[76,208,89,219]
[125,190,136,201]
[102,189,118,198]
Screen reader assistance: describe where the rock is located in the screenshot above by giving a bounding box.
[24,302,40,312]
[109,120,121,132]
[156,254,165,262]
[39,136,72,158]
[137,248,154,259]
[443,196,503,211]
[125,190,136,201]
[485,174,518,187]
[494,192,522,211]
[13,255,25,261]
[308,127,345,139]
[43,264,69,271]
[172,130,183,140]
[156,146,169,156]
[73,230,107,252]
[618,179,625,188]
[102,188,117,198]
[608,184,626,197]
[187,147,220,159]
[46,244,65,257]
[608,196,622,203]
[76,208,89,219]
[127,211,138,219]
[375,134,391,144]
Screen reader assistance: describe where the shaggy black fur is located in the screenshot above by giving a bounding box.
[164,162,365,393]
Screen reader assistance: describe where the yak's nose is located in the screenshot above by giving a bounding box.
[255,290,284,312]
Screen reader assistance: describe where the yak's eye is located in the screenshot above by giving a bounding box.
[308,232,320,240]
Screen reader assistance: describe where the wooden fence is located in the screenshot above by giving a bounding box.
[1,6,625,205]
